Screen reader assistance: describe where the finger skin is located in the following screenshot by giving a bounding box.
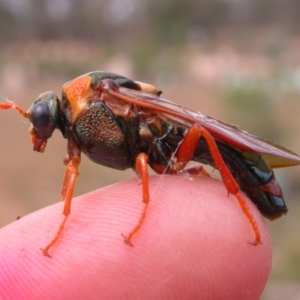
[0,176,271,300]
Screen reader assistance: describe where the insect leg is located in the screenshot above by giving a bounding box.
[123,152,150,245]
[173,123,261,245]
[0,100,30,118]
[42,139,81,256]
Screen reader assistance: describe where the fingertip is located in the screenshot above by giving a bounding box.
[0,175,272,300]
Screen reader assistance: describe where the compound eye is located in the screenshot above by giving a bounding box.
[31,101,50,131]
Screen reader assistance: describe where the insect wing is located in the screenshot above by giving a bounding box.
[101,80,300,168]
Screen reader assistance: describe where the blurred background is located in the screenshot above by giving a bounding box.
[0,0,299,298]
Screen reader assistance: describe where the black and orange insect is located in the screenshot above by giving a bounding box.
[1,71,299,256]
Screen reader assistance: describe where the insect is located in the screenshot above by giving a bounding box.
[1,71,299,256]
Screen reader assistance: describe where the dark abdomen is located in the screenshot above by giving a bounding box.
[192,140,287,220]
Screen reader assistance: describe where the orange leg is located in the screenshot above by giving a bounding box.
[123,152,150,245]
[172,124,261,245]
[42,140,81,256]
[0,100,30,118]
[61,155,72,198]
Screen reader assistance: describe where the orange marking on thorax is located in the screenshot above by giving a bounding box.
[63,75,94,123]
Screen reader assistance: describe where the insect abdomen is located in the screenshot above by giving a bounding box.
[193,140,288,219]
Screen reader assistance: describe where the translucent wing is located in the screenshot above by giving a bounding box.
[100,79,300,168]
